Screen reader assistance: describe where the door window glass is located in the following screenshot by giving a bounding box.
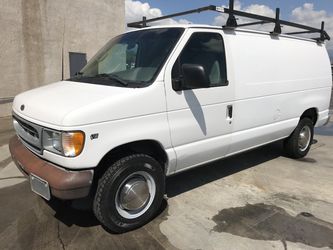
[172,32,227,89]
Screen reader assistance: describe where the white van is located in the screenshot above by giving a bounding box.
[9,5,332,233]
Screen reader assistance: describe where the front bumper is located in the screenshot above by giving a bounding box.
[9,135,93,200]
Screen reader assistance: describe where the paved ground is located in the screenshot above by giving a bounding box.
[1,115,333,250]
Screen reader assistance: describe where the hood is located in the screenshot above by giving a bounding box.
[13,81,165,127]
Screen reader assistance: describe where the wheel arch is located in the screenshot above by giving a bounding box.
[300,108,318,125]
[94,140,169,180]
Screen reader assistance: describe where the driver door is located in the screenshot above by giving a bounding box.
[164,30,234,173]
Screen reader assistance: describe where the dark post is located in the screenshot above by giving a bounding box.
[320,21,325,41]
[226,0,237,28]
[272,8,281,35]
[142,16,147,27]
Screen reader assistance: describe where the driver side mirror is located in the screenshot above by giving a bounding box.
[172,64,210,91]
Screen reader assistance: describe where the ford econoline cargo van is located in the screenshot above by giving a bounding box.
[9,4,332,232]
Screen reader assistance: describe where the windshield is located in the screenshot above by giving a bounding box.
[69,28,184,87]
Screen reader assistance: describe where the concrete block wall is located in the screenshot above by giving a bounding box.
[0,0,125,117]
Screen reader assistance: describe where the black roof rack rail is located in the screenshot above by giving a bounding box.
[127,0,330,42]
[127,5,217,28]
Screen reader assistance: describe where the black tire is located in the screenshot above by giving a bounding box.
[93,154,165,233]
[284,118,314,159]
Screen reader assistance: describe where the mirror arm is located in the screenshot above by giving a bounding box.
[172,77,182,91]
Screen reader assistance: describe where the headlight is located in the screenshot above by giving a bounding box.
[42,129,85,157]
[43,130,62,154]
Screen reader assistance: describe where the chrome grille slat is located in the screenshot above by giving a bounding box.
[16,120,39,139]
[13,114,43,154]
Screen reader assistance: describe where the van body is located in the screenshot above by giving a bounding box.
[9,25,332,232]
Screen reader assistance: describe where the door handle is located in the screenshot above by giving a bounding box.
[227,105,233,122]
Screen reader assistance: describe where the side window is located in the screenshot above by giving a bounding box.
[172,32,227,89]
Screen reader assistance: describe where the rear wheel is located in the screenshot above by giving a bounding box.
[93,154,165,233]
[284,118,314,158]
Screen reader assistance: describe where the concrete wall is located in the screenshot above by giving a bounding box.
[0,0,125,117]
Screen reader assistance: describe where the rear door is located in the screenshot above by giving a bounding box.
[164,29,234,173]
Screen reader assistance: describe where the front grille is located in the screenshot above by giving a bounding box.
[16,119,39,139]
[13,114,43,154]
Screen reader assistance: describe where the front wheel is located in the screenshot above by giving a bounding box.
[284,118,314,159]
[93,154,165,233]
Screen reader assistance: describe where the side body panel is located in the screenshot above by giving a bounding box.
[224,30,332,154]
[164,28,331,174]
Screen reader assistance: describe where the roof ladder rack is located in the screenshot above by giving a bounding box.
[127,5,216,29]
[127,0,330,42]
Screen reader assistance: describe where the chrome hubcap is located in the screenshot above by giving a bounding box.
[115,170,156,219]
[119,177,150,211]
[298,125,311,152]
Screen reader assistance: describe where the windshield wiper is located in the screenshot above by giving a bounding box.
[95,73,128,86]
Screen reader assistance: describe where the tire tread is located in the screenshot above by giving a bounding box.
[93,154,163,233]
[284,118,313,159]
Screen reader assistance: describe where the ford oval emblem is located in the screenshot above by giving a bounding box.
[20,105,25,111]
